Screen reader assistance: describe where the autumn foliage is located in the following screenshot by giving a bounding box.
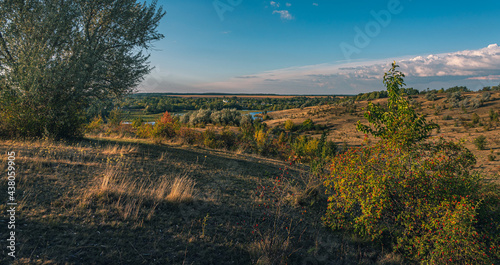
[323,63,500,264]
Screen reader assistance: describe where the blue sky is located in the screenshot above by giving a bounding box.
[139,0,500,94]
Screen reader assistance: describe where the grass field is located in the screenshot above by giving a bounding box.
[124,109,166,122]
[0,137,400,264]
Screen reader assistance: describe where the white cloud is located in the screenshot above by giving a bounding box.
[468,75,500,80]
[273,10,294,20]
[195,44,500,94]
[312,3,318,6]
[286,3,291,7]
[270,1,279,7]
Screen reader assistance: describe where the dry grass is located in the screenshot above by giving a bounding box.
[165,176,195,203]
[102,144,138,156]
[266,91,500,177]
[250,234,292,265]
[1,138,337,264]
[7,91,499,263]
[81,160,196,221]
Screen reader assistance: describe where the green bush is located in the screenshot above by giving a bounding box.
[489,108,499,122]
[203,128,220,149]
[487,151,496,161]
[425,91,437,101]
[472,113,480,124]
[254,128,270,155]
[220,129,237,150]
[108,109,124,127]
[324,63,499,264]
[301,119,315,131]
[151,111,180,140]
[135,123,153,138]
[356,62,438,150]
[132,117,144,128]
[178,127,202,145]
[290,135,319,162]
[474,135,487,150]
[85,116,104,134]
[284,120,295,131]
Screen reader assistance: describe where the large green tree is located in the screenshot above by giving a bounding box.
[0,0,165,138]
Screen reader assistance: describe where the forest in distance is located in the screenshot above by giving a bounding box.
[90,84,500,121]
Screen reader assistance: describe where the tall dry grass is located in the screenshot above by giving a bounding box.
[82,161,196,220]
[102,144,138,156]
[165,176,195,203]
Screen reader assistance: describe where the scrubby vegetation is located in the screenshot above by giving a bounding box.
[86,106,336,165]
[2,59,500,264]
[324,63,500,264]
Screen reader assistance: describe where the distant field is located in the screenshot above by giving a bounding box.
[166,94,333,99]
[124,109,163,122]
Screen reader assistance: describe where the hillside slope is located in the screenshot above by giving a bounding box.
[0,138,397,264]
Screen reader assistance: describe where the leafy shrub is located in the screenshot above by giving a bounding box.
[152,111,178,139]
[160,111,174,124]
[321,140,337,159]
[325,63,499,264]
[481,92,491,102]
[470,98,482,109]
[474,135,487,150]
[210,109,241,126]
[408,197,491,264]
[86,116,104,134]
[425,91,437,101]
[179,113,190,124]
[203,128,219,149]
[290,135,319,162]
[356,63,438,150]
[220,129,237,150]
[189,109,212,126]
[284,120,295,131]
[240,114,253,127]
[489,108,499,122]
[152,122,176,139]
[108,109,124,127]
[458,98,470,109]
[131,117,144,128]
[109,124,136,138]
[472,113,480,124]
[254,129,270,155]
[178,127,202,145]
[301,119,315,131]
[487,151,496,161]
[135,123,153,138]
[324,138,478,232]
[447,92,462,108]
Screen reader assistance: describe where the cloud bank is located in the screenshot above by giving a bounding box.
[196,44,500,94]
